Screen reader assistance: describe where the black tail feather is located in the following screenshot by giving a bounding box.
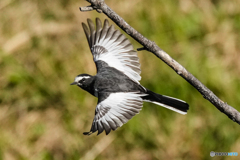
[143,89,189,114]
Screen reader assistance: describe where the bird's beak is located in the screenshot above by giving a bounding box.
[70,82,77,85]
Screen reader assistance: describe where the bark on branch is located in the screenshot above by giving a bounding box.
[80,0,240,125]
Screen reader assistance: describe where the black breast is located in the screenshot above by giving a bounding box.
[94,61,144,93]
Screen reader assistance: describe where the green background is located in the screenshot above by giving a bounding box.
[0,0,240,159]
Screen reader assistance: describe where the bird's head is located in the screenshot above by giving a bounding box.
[70,74,93,89]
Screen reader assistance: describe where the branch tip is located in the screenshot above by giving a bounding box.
[79,6,94,12]
[137,47,147,51]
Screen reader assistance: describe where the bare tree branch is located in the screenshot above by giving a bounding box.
[80,0,240,125]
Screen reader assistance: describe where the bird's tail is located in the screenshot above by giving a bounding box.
[142,89,189,115]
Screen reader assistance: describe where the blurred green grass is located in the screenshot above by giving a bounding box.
[0,0,240,159]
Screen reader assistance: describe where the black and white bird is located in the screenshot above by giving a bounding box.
[71,18,189,135]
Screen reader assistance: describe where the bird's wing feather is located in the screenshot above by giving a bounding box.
[84,92,145,135]
[82,18,141,84]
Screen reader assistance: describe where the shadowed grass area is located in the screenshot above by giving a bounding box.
[0,0,240,159]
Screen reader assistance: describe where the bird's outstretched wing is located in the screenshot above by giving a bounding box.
[82,18,141,84]
[83,92,145,135]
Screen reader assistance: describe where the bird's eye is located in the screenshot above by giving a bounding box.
[79,78,85,83]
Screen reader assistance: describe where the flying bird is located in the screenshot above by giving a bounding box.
[71,18,189,135]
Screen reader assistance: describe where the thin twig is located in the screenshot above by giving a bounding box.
[80,0,240,125]
[137,46,147,51]
[79,5,102,13]
[79,6,94,12]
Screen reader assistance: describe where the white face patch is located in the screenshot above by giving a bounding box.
[74,76,90,83]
